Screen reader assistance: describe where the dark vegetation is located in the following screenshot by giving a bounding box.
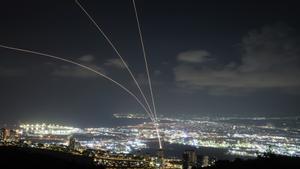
[0,146,105,169]
[202,153,300,169]
[1,146,300,169]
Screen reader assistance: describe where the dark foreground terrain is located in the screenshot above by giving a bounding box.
[1,146,300,169]
[0,146,104,169]
[202,153,300,169]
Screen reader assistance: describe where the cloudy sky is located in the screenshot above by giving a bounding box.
[0,0,299,126]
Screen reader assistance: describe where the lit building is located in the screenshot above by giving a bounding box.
[8,129,19,142]
[0,128,10,141]
[182,150,197,169]
[201,156,209,167]
[164,158,183,169]
[0,128,19,142]
[197,155,215,167]
[68,136,81,151]
[157,148,164,168]
[19,123,81,136]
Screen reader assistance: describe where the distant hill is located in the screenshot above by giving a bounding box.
[0,146,105,169]
[201,153,300,169]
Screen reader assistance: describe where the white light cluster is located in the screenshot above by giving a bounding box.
[20,123,82,136]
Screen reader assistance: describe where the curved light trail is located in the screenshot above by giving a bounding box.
[75,0,155,120]
[132,0,158,121]
[0,44,155,122]
[132,0,162,149]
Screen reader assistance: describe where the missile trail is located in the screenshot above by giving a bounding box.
[132,0,162,149]
[75,0,156,120]
[132,0,158,121]
[155,125,162,149]
[0,44,155,122]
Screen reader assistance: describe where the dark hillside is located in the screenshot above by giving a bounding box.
[201,154,300,169]
[0,146,105,169]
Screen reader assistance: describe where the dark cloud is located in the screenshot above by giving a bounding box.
[154,70,161,76]
[51,55,105,78]
[177,50,212,63]
[50,56,129,78]
[78,55,95,62]
[0,66,26,76]
[174,24,300,95]
[51,65,105,78]
[132,73,163,87]
[103,58,126,69]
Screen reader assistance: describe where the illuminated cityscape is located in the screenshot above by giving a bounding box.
[1,114,299,168]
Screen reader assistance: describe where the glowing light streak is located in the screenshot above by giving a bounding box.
[75,0,155,121]
[0,44,155,122]
[132,0,157,121]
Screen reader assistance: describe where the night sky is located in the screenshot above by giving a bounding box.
[0,0,300,126]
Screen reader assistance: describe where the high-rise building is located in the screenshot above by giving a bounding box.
[197,155,214,168]
[157,148,164,159]
[68,136,81,151]
[157,148,164,168]
[182,150,197,169]
[10,129,19,142]
[0,128,10,142]
[201,156,209,167]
